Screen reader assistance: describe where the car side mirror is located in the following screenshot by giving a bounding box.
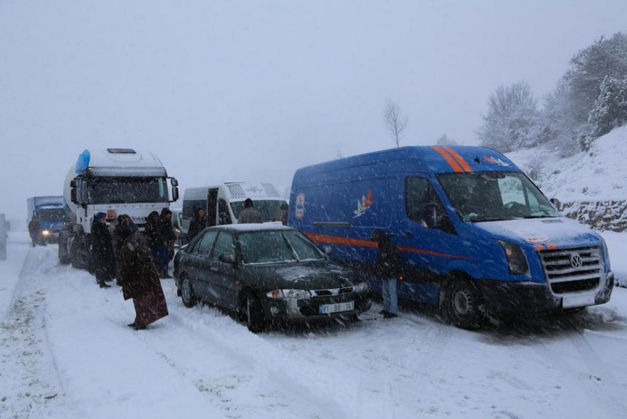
[549,198,561,210]
[218,253,236,264]
[323,246,333,256]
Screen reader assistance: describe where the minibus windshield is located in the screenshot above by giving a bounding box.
[437,172,558,223]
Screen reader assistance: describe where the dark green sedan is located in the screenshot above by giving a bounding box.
[173,224,372,332]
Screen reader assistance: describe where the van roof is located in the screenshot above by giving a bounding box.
[184,182,284,201]
[294,146,519,185]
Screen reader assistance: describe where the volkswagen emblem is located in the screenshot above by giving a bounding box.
[570,252,583,269]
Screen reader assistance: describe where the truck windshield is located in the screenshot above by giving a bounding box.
[85,177,168,204]
[231,200,285,223]
[39,208,71,222]
[437,172,557,223]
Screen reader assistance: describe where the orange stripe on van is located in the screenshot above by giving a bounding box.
[306,232,472,260]
[305,233,378,248]
[397,246,473,260]
[432,146,463,172]
[442,146,473,172]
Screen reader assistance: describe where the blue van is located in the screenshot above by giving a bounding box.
[289,146,614,328]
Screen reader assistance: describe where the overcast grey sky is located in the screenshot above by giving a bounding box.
[1,0,626,222]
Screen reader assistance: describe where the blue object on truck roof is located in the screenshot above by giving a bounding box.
[76,150,91,174]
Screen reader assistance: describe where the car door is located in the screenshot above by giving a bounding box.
[208,231,239,309]
[186,230,218,301]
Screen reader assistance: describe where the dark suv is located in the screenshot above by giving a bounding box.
[174,224,372,332]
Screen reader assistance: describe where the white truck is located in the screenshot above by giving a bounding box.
[58,148,179,268]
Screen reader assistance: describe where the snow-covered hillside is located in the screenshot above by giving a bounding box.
[507,125,627,202]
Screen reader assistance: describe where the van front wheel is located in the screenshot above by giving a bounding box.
[444,279,483,329]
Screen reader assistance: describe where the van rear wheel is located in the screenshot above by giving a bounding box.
[444,279,484,329]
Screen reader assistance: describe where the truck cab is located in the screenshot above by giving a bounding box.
[59,148,178,268]
[290,146,614,328]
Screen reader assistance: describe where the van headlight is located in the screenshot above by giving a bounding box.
[353,282,370,293]
[266,289,311,300]
[496,240,529,275]
[600,236,611,268]
[41,230,51,236]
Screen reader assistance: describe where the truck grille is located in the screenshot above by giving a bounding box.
[539,246,603,294]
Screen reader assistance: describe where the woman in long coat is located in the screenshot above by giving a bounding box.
[117,218,169,330]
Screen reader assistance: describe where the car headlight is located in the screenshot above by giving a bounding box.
[266,289,311,300]
[353,281,370,293]
[41,230,51,236]
[496,240,529,275]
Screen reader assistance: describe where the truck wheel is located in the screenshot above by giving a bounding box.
[58,242,71,265]
[70,239,89,270]
[444,279,484,329]
[245,291,265,334]
[181,277,197,308]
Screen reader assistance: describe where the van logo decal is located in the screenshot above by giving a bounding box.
[295,193,306,219]
[483,154,510,167]
[353,190,375,218]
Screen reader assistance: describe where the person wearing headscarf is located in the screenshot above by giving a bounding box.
[117,218,169,330]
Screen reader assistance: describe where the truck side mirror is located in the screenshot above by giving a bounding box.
[70,188,78,205]
[170,178,179,202]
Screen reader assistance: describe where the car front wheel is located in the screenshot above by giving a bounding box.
[246,292,265,334]
[181,277,197,308]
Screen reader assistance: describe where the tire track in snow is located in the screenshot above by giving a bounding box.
[0,247,68,419]
[124,300,345,419]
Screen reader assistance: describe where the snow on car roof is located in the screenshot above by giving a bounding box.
[218,222,292,232]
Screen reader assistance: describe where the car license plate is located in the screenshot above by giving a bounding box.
[562,293,595,309]
[318,301,354,314]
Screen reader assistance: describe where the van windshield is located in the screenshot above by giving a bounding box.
[231,200,285,223]
[437,172,557,223]
[39,208,71,222]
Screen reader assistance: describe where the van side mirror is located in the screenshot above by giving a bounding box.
[423,203,456,234]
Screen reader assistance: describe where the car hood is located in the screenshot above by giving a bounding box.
[474,217,601,248]
[241,261,357,290]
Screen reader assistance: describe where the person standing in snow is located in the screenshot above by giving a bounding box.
[371,229,402,319]
[91,212,115,289]
[238,198,262,224]
[144,210,161,267]
[188,207,207,242]
[280,202,289,226]
[157,208,176,278]
[117,218,168,330]
[28,215,41,247]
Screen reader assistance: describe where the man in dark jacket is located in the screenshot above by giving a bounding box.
[157,208,176,278]
[188,207,207,241]
[91,212,115,288]
[117,219,168,330]
[238,198,262,224]
[28,215,41,247]
[371,229,402,318]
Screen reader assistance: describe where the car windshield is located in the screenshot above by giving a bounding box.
[238,230,324,264]
[85,177,168,204]
[437,171,558,223]
[39,208,71,222]
[231,200,285,222]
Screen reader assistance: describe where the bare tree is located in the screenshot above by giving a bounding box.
[383,100,408,148]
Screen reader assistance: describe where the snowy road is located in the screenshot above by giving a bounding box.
[1,232,627,419]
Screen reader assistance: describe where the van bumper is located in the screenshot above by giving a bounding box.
[476,271,614,315]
